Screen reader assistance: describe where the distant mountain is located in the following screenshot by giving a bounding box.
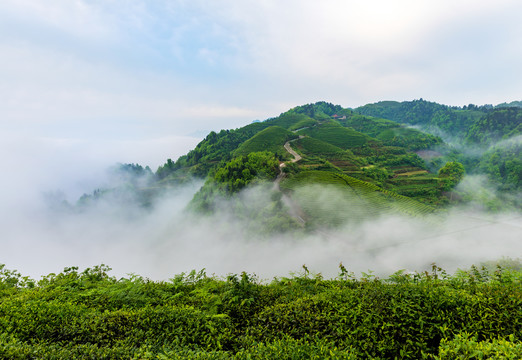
[355,99,522,143]
[496,100,522,108]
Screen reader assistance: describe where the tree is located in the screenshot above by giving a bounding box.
[213,151,280,193]
[438,161,465,190]
[364,167,390,182]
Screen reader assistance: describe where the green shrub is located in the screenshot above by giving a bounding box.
[433,333,522,359]
[0,264,521,359]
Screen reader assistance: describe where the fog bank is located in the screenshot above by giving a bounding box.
[1,133,520,280]
[2,170,520,280]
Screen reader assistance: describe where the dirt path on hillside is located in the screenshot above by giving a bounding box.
[274,136,303,188]
[273,136,306,226]
[284,137,303,163]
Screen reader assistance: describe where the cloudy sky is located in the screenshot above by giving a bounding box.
[1,1,522,185]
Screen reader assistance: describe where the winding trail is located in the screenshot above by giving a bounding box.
[273,136,306,226]
[274,136,303,187]
[283,137,303,163]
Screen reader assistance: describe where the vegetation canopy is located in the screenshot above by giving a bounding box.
[0,263,521,359]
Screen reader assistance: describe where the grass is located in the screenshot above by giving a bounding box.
[396,170,429,176]
[386,175,442,204]
[338,114,401,137]
[337,114,442,150]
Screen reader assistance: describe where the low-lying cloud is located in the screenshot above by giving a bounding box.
[2,149,520,281]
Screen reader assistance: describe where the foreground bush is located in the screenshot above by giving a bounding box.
[433,333,522,359]
[0,263,520,359]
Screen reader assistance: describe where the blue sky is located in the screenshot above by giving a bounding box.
[1,0,522,171]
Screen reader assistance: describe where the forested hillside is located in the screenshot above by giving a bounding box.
[153,102,453,212]
[355,99,522,198]
[78,99,522,230]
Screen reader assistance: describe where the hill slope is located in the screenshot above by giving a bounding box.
[281,170,435,227]
[234,126,297,158]
[298,121,379,149]
[353,99,522,195]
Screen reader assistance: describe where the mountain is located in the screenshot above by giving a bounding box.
[78,100,521,229]
[155,102,451,211]
[355,99,522,143]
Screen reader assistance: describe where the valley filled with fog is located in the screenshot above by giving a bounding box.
[2,134,519,280]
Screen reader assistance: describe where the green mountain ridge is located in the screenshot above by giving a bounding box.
[355,99,522,143]
[80,99,522,228]
[354,99,521,202]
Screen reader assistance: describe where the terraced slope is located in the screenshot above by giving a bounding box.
[281,170,435,226]
[293,137,347,156]
[234,126,298,158]
[297,121,379,149]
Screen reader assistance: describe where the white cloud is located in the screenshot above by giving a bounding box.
[0,132,202,208]
[199,0,522,106]
[1,178,520,280]
[2,0,521,140]
[0,0,111,39]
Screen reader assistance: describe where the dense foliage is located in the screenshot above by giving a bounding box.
[466,108,522,144]
[289,101,347,120]
[1,263,520,359]
[437,161,465,191]
[212,152,280,193]
[479,139,522,192]
[355,99,483,136]
[78,99,521,216]
[356,99,522,195]
[188,151,290,225]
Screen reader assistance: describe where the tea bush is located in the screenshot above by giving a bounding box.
[0,263,520,359]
